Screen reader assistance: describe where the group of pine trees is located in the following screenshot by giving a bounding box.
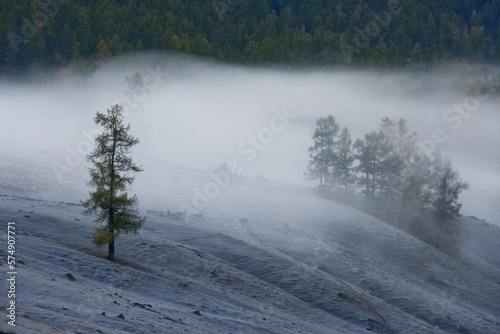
[305,115,469,254]
[2,0,500,75]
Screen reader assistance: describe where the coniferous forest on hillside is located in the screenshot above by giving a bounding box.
[1,0,500,75]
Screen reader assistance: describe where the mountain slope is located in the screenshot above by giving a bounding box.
[1,169,499,333]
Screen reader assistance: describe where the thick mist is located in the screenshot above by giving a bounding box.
[0,53,499,225]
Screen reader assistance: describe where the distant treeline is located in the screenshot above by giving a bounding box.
[1,0,499,75]
[305,116,469,255]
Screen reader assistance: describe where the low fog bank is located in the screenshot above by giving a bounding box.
[0,53,499,225]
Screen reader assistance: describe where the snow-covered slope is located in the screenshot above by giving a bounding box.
[1,166,499,334]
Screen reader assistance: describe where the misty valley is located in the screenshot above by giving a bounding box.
[0,54,499,334]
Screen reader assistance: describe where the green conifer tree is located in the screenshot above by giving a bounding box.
[82,104,145,261]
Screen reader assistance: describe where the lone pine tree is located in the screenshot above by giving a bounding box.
[82,104,145,261]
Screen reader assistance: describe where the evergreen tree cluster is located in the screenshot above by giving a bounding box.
[1,0,499,74]
[305,115,469,254]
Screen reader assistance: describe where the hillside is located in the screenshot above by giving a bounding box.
[1,166,499,334]
[1,0,500,75]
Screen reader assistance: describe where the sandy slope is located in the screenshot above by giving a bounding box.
[1,167,499,333]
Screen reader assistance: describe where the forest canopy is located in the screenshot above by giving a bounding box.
[1,0,499,74]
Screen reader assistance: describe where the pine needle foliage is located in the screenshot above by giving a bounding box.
[82,104,145,261]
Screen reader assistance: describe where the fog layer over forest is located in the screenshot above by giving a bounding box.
[1,53,499,225]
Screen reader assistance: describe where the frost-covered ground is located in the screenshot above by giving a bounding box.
[1,163,500,334]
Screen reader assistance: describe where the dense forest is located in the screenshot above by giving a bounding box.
[1,0,500,74]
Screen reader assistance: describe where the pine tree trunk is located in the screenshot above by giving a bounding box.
[108,239,115,261]
[108,207,115,261]
[108,128,117,261]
